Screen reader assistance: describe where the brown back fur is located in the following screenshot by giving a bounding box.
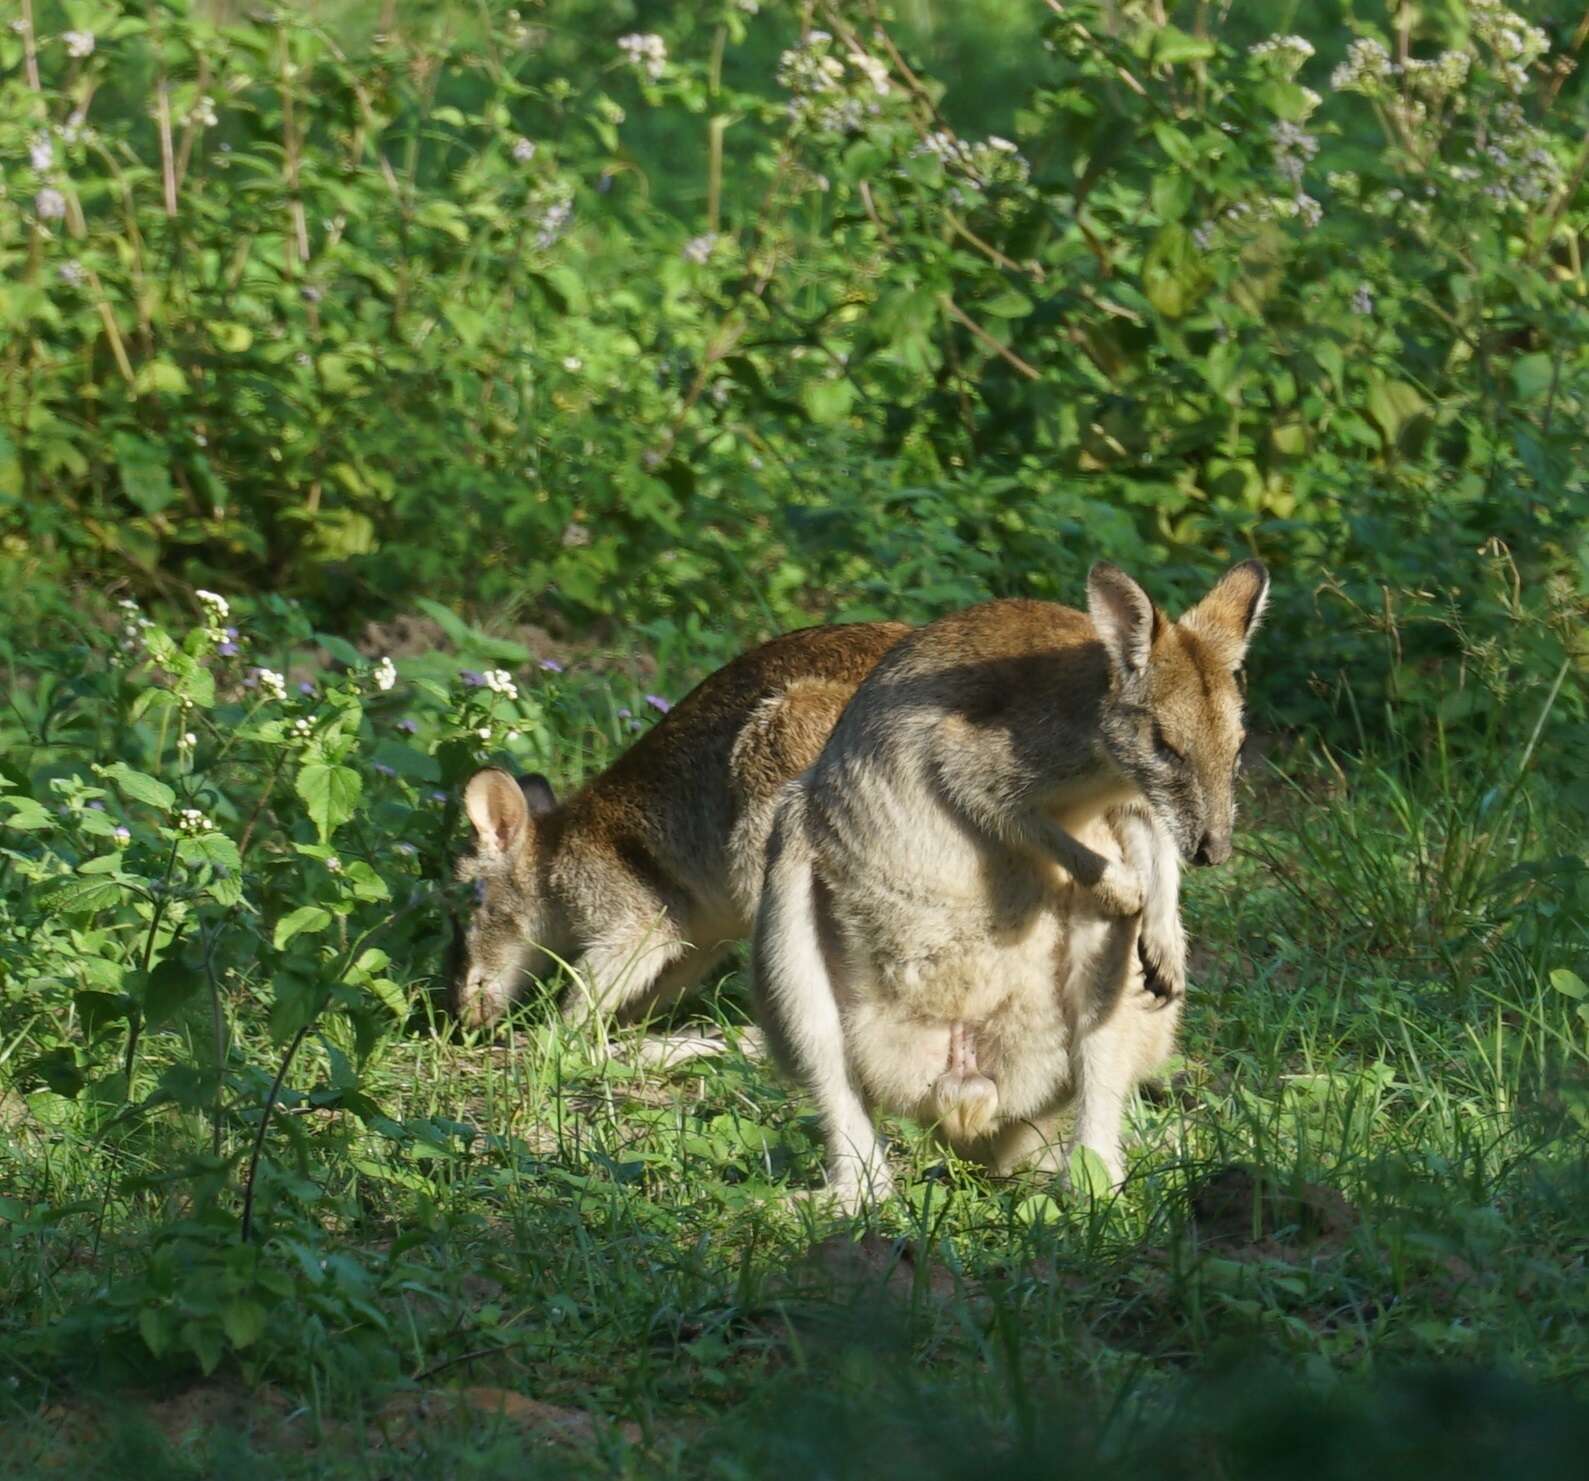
[456,622,908,1029]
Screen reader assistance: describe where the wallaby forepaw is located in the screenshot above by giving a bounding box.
[1091,862,1145,918]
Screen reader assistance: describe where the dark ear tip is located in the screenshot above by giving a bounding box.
[517,772,558,817]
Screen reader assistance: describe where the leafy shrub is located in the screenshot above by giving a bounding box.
[3,1,1586,734]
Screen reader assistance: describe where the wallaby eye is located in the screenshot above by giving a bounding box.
[1151,722,1185,765]
[472,879,486,908]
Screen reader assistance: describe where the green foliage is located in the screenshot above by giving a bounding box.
[3,1,1586,721]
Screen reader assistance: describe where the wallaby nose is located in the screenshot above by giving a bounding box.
[1194,832,1231,867]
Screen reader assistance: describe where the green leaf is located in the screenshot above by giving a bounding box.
[1365,379,1430,447]
[1142,224,1206,319]
[96,763,175,812]
[411,598,532,664]
[343,861,390,902]
[222,1299,267,1350]
[112,433,177,515]
[38,876,123,913]
[1511,353,1554,401]
[981,289,1034,319]
[183,1321,224,1376]
[1549,968,1588,1001]
[4,796,54,831]
[136,959,206,1028]
[274,905,333,950]
[74,990,131,1038]
[802,379,856,423]
[139,1306,172,1358]
[1150,27,1215,67]
[296,763,362,842]
[134,358,189,396]
[370,740,440,782]
[1151,172,1193,222]
[210,321,254,353]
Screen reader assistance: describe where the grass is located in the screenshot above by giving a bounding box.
[1,612,1587,1478]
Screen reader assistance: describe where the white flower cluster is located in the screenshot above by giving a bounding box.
[35,188,66,222]
[1468,102,1562,209]
[253,667,288,701]
[1249,35,1315,77]
[373,655,397,692]
[618,32,667,83]
[31,134,53,171]
[58,260,87,287]
[682,232,717,264]
[292,717,314,740]
[1470,0,1550,91]
[483,669,518,699]
[915,131,1030,199]
[117,598,152,655]
[195,588,230,643]
[189,95,219,128]
[177,807,212,835]
[1331,37,1393,94]
[1269,121,1318,187]
[778,31,893,137]
[512,136,536,163]
[63,30,95,59]
[532,182,573,250]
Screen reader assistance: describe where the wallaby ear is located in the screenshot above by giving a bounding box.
[1181,560,1270,670]
[1087,562,1157,678]
[464,768,533,858]
[518,773,557,817]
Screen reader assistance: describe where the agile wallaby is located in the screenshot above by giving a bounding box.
[752,561,1268,1209]
[454,622,909,1032]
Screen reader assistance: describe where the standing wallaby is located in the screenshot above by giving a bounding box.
[752,561,1268,1209]
[454,622,909,1031]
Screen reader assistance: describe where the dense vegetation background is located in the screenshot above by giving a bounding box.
[2,1,1587,1475]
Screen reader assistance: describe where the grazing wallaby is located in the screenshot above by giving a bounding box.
[752,561,1268,1209]
[454,622,909,1032]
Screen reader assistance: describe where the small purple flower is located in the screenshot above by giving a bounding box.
[218,641,240,656]
[538,657,564,674]
[373,762,397,778]
[397,718,418,734]
[298,680,316,696]
[617,707,631,720]
[644,693,671,715]
[224,626,238,640]
[460,669,486,687]
[87,799,106,811]
[428,790,448,804]
[113,826,131,845]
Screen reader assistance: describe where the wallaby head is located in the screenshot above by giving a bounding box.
[1087,559,1269,868]
[453,767,559,1024]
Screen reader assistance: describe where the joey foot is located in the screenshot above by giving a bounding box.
[932,1021,1000,1143]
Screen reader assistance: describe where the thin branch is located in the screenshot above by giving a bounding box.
[938,295,1041,380]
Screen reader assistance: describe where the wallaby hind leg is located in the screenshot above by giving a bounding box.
[754,790,891,1212]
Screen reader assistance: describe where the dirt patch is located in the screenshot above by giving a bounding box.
[1187,1163,1358,1259]
[377,1385,641,1449]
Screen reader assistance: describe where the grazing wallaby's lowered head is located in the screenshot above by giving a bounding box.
[455,768,560,1024]
[450,622,910,1034]
[1087,559,1269,867]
